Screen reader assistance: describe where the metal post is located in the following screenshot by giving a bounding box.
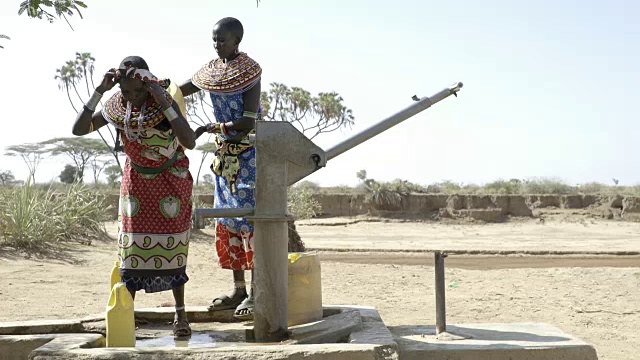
[435,251,447,334]
[325,82,463,161]
[251,152,290,342]
[194,207,254,219]
[193,208,255,230]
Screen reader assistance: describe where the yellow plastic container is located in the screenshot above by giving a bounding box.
[110,261,121,292]
[105,282,136,347]
[167,81,187,117]
[288,252,323,326]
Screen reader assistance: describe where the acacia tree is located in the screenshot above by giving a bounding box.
[260,82,354,139]
[194,143,217,185]
[185,90,213,128]
[190,83,354,179]
[6,1,267,48]
[104,164,122,187]
[5,143,45,182]
[184,90,217,184]
[0,170,17,186]
[90,158,113,184]
[2,1,86,49]
[41,137,111,183]
[18,0,87,30]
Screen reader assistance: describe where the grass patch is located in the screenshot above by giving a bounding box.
[0,180,109,250]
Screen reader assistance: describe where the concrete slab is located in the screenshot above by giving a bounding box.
[348,306,399,360]
[391,323,598,360]
[26,306,399,360]
[81,307,347,337]
[0,334,55,360]
[0,334,103,360]
[289,308,361,344]
[131,307,362,346]
[0,307,235,337]
[0,320,84,336]
[31,343,387,360]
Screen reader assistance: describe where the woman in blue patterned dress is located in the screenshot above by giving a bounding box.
[180,17,261,319]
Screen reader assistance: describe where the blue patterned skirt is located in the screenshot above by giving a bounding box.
[121,273,189,293]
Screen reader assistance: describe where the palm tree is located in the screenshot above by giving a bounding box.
[0,34,9,49]
[54,55,122,171]
[75,52,95,95]
[64,60,84,102]
[73,52,120,169]
[55,64,77,112]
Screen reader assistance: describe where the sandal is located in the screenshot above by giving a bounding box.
[208,292,247,311]
[173,317,192,338]
[234,297,254,321]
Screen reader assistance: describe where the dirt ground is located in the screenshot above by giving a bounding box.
[296,212,640,254]
[0,216,639,360]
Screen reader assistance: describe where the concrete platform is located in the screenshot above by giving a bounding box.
[391,323,598,360]
[3,306,397,360]
[0,334,104,360]
[0,308,600,360]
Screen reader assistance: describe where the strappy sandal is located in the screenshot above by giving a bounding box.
[173,317,192,338]
[208,292,247,311]
[234,297,254,321]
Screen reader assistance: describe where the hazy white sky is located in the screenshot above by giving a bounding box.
[0,0,638,186]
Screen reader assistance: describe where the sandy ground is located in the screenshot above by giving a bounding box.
[0,217,639,360]
[296,215,640,253]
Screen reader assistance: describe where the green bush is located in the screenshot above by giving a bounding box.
[461,183,482,194]
[521,177,574,194]
[484,179,523,194]
[577,182,608,194]
[425,180,463,194]
[295,181,321,193]
[626,186,640,196]
[288,186,322,219]
[320,185,356,194]
[388,179,426,193]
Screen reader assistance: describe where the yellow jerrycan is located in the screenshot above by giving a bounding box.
[105,282,136,347]
[110,261,121,291]
[288,252,323,326]
[166,81,187,117]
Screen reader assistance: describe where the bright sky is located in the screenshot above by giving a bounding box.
[0,0,638,187]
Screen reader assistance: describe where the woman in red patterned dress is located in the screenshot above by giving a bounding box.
[71,56,196,337]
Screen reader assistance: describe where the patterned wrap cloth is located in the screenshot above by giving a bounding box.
[102,67,193,293]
